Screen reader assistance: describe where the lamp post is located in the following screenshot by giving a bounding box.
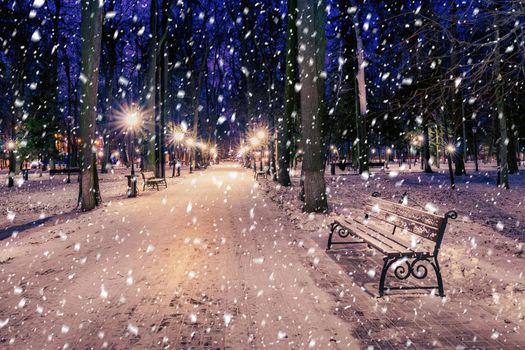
[250,135,261,174]
[66,116,73,184]
[125,112,139,197]
[186,137,194,173]
[446,143,456,189]
[418,134,424,170]
[472,126,478,172]
[172,130,184,177]
[386,147,392,169]
[256,129,267,172]
[6,140,16,187]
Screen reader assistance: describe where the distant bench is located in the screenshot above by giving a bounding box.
[141,171,167,191]
[49,168,80,175]
[368,161,385,168]
[327,192,457,297]
[254,166,269,180]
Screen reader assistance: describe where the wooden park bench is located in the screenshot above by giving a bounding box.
[141,171,167,191]
[254,166,270,180]
[368,161,385,169]
[49,167,80,175]
[327,192,457,297]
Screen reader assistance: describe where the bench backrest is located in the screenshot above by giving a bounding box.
[141,171,155,180]
[365,196,456,253]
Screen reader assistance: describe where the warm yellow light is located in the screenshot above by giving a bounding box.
[256,129,266,140]
[185,138,195,147]
[250,136,260,147]
[446,144,456,153]
[386,148,392,155]
[173,131,185,142]
[114,103,144,135]
[126,113,139,129]
[6,140,16,150]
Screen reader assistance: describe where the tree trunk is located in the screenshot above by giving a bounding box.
[353,5,369,174]
[506,101,519,174]
[143,0,158,173]
[191,30,210,170]
[101,0,117,174]
[494,24,509,189]
[453,150,466,176]
[278,0,297,187]
[423,124,433,173]
[160,44,168,178]
[450,4,466,177]
[78,0,103,211]
[297,0,327,212]
[8,149,15,187]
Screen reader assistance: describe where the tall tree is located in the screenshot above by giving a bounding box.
[143,0,158,174]
[157,0,171,179]
[277,0,298,187]
[353,2,369,174]
[494,16,509,189]
[297,0,328,212]
[78,0,103,210]
[101,0,118,174]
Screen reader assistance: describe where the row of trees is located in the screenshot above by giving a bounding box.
[275,0,524,212]
[1,0,523,212]
[1,0,287,209]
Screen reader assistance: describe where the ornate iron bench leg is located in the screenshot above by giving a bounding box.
[433,256,445,297]
[379,256,392,297]
[327,223,335,250]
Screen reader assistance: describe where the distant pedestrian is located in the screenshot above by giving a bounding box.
[176,159,181,177]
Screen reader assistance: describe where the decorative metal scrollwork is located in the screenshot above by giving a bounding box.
[410,258,429,279]
[445,210,458,220]
[393,261,411,280]
[392,257,430,280]
[331,222,351,238]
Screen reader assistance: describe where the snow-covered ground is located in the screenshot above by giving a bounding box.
[0,162,524,348]
[0,164,359,348]
[262,162,524,336]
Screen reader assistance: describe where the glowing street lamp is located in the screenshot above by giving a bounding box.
[119,107,143,198]
[169,125,186,177]
[173,131,185,143]
[445,143,456,190]
[6,140,16,151]
[250,136,260,147]
[256,129,267,141]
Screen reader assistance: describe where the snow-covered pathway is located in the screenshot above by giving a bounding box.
[0,163,357,349]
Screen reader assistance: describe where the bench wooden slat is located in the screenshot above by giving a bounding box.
[366,197,443,231]
[338,219,411,255]
[356,217,436,253]
[364,204,441,241]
